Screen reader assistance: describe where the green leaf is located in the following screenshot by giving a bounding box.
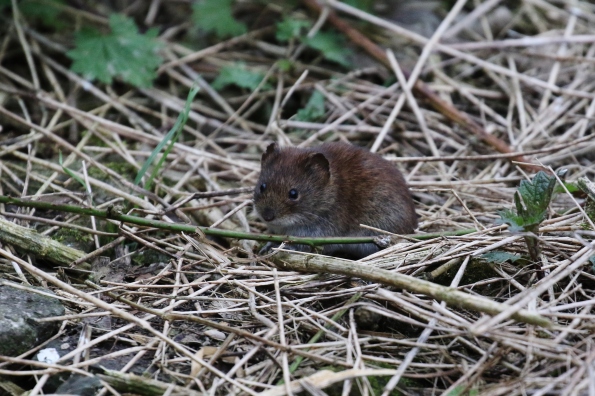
[135,85,200,189]
[276,17,310,42]
[517,171,556,215]
[496,209,530,232]
[192,0,246,39]
[59,151,87,191]
[67,14,163,88]
[275,19,351,67]
[18,0,66,28]
[481,251,522,264]
[554,181,579,194]
[445,386,465,396]
[212,62,269,90]
[497,171,557,232]
[303,31,351,66]
[277,59,293,72]
[296,90,325,122]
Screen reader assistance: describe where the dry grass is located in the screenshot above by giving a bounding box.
[1,0,595,395]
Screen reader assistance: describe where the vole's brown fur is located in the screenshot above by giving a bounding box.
[253,142,418,258]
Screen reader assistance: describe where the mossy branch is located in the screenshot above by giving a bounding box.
[98,369,203,396]
[0,195,474,247]
[0,216,85,266]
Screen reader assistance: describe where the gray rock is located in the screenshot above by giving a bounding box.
[0,284,65,357]
[55,374,102,396]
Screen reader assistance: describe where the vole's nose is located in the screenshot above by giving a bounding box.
[261,208,275,222]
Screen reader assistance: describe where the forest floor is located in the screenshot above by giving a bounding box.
[0,1,595,395]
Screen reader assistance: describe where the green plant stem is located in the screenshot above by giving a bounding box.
[0,195,474,246]
[524,233,541,262]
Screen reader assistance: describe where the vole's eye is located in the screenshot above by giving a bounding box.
[288,189,299,200]
[260,183,267,193]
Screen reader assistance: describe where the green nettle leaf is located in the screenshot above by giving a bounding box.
[296,90,325,122]
[212,63,269,91]
[276,18,311,42]
[497,171,557,231]
[192,0,246,39]
[496,209,522,232]
[516,171,557,215]
[67,14,163,88]
[303,31,351,66]
[496,170,561,262]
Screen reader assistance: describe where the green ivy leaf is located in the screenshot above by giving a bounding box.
[303,31,351,66]
[276,17,310,42]
[192,0,246,39]
[296,90,325,121]
[497,171,558,232]
[212,63,269,90]
[67,14,163,88]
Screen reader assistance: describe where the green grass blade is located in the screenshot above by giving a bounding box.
[134,85,200,188]
[59,151,87,190]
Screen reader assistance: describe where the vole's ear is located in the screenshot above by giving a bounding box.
[305,152,330,180]
[262,143,278,163]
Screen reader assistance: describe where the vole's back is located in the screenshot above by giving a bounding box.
[318,143,417,238]
[254,142,417,258]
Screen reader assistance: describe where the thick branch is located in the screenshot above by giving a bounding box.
[275,253,553,328]
[0,217,84,266]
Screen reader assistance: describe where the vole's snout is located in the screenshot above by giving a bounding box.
[261,208,275,222]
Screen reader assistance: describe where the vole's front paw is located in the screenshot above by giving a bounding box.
[258,242,313,255]
[259,242,280,255]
